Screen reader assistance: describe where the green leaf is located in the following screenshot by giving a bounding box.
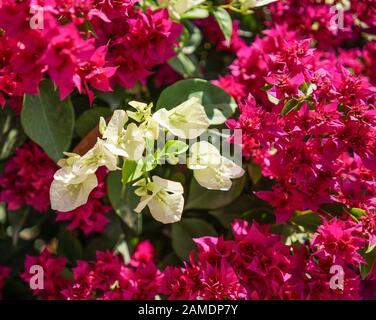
[210,194,275,227]
[75,107,113,138]
[95,86,127,109]
[162,140,189,157]
[57,228,83,263]
[186,175,246,210]
[181,20,202,55]
[291,213,323,233]
[122,159,144,185]
[172,218,217,259]
[360,246,376,279]
[348,207,366,219]
[0,107,26,160]
[247,162,262,184]
[211,7,232,46]
[157,79,237,125]
[321,202,347,216]
[281,98,302,116]
[168,52,200,78]
[157,140,189,165]
[107,171,142,234]
[21,80,75,161]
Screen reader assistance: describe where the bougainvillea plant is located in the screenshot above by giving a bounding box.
[0,0,375,300]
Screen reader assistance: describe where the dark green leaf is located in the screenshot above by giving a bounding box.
[107,171,142,234]
[157,79,237,125]
[172,218,217,259]
[181,21,202,55]
[211,7,232,46]
[281,98,302,116]
[186,175,246,210]
[21,80,75,161]
[75,107,112,138]
[291,213,323,232]
[360,246,376,279]
[168,53,200,78]
[57,228,83,262]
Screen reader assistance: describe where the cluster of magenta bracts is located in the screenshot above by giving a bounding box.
[0,0,181,107]
[9,217,376,300]
[216,9,376,222]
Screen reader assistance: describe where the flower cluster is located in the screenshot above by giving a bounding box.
[269,0,375,49]
[20,218,375,300]
[50,98,244,224]
[0,1,182,106]
[21,241,161,300]
[20,249,69,300]
[0,142,57,212]
[161,218,372,300]
[219,22,376,221]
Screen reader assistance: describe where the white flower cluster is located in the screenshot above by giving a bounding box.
[50,97,244,224]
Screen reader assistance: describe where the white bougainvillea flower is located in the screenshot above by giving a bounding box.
[140,118,160,141]
[127,101,153,123]
[54,152,83,184]
[187,141,245,191]
[122,123,146,161]
[75,138,119,175]
[50,173,98,212]
[153,97,210,139]
[158,0,206,20]
[133,176,184,224]
[101,110,129,157]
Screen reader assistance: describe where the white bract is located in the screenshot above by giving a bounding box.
[101,108,147,161]
[101,110,129,157]
[127,101,153,123]
[188,141,245,191]
[121,123,146,161]
[153,97,210,139]
[50,138,119,212]
[50,174,98,212]
[134,176,184,224]
[76,138,119,175]
[50,152,99,212]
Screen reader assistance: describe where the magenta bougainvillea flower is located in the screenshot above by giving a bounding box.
[0,142,57,212]
[0,0,181,107]
[20,249,69,300]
